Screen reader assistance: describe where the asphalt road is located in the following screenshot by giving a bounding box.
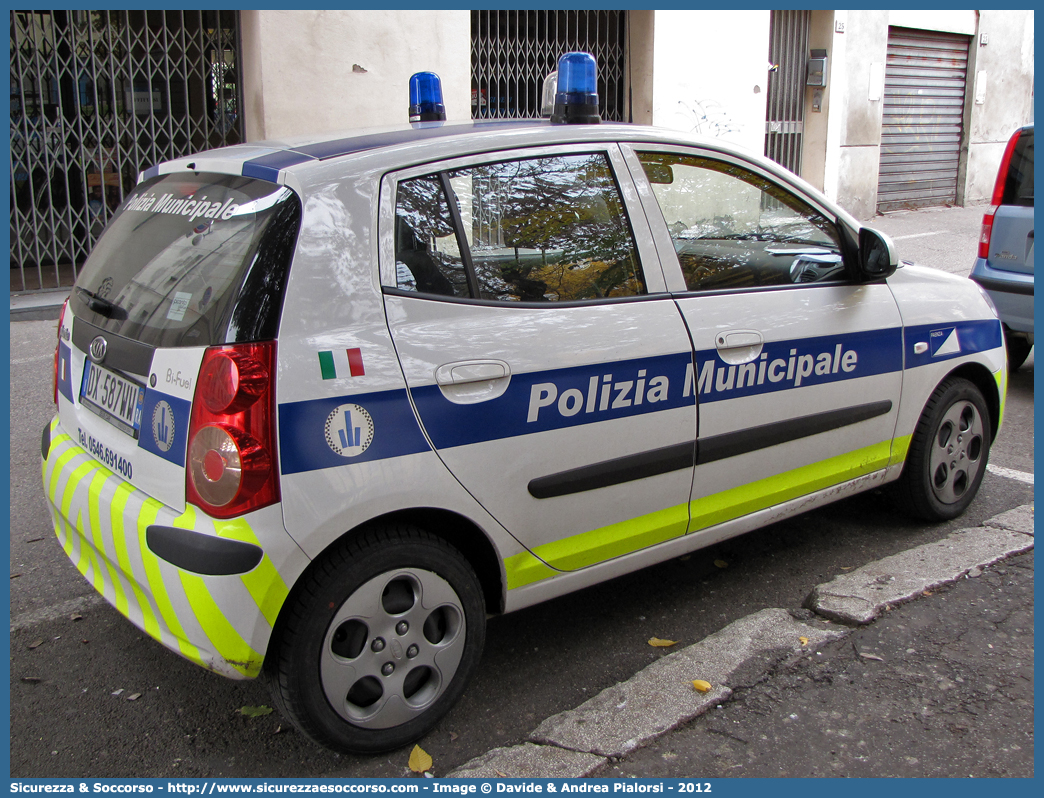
[8,205,1035,778]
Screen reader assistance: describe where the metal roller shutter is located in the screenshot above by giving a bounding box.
[877,26,971,212]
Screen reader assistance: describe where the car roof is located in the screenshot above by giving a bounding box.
[142,119,780,183]
[138,118,857,229]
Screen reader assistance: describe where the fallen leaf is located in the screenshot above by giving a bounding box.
[238,705,274,718]
[27,640,43,650]
[799,637,809,646]
[127,693,142,701]
[111,689,124,696]
[448,731,459,742]
[70,613,83,621]
[859,652,885,662]
[922,590,933,597]
[11,573,22,579]
[408,744,432,774]
[494,770,508,779]
[22,676,41,683]
[691,679,712,693]
[648,637,677,648]
[26,537,45,543]
[714,559,729,569]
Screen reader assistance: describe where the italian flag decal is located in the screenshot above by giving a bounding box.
[318,348,365,380]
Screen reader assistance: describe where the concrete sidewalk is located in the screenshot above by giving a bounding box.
[448,506,1034,778]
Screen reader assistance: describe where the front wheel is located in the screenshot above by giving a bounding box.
[893,377,991,521]
[266,525,486,753]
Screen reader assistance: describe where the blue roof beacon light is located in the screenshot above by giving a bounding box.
[409,71,446,124]
[550,52,601,124]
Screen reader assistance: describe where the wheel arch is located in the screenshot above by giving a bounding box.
[942,361,1002,441]
[275,508,506,641]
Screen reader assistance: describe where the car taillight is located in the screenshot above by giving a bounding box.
[53,299,68,405]
[980,129,1023,260]
[186,342,279,518]
[978,206,997,260]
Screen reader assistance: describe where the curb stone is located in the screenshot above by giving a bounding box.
[982,504,1034,536]
[446,743,606,779]
[447,505,1033,777]
[805,509,1034,625]
[530,609,843,758]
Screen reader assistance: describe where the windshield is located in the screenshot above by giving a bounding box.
[71,172,301,347]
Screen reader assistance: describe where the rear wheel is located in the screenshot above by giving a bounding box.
[266,525,485,753]
[893,377,991,521]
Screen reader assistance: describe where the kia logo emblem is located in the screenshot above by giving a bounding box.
[89,336,107,363]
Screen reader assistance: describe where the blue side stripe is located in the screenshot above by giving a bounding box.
[242,150,316,182]
[692,328,904,404]
[412,352,695,451]
[57,342,73,402]
[294,120,548,161]
[279,388,430,476]
[903,319,1003,369]
[137,390,191,466]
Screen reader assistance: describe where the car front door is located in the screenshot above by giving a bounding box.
[624,145,905,537]
[380,145,698,579]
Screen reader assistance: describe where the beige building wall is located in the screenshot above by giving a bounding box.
[239,10,472,142]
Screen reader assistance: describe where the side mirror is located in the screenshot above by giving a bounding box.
[858,227,897,280]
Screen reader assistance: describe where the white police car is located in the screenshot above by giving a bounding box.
[43,55,1006,754]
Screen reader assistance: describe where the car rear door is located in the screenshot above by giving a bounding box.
[988,126,1034,279]
[622,144,905,535]
[380,144,698,575]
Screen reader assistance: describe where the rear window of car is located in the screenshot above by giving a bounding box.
[71,172,301,347]
[1002,127,1034,207]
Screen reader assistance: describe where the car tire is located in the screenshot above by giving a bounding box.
[265,524,486,754]
[893,377,992,521]
[1004,328,1033,372]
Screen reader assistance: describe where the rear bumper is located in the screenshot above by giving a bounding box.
[41,416,309,679]
[970,259,1034,333]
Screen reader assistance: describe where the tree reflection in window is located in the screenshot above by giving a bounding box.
[394,175,470,298]
[394,153,645,303]
[455,153,644,302]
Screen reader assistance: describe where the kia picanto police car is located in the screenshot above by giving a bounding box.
[43,55,1006,754]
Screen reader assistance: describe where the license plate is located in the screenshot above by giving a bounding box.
[79,360,146,438]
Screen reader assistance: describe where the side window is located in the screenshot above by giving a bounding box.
[638,152,845,291]
[395,175,470,298]
[393,153,645,302]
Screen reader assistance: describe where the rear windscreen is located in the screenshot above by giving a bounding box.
[71,172,301,347]
[1002,128,1034,207]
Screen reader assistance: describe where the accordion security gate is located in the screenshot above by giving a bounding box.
[470,10,628,122]
[10,9,243,293]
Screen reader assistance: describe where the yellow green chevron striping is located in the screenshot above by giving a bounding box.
[178,572,264,677]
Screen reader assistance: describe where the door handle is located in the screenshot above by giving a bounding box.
[434,360,512,405]
[434,360,510,385]
[714,330,763,364]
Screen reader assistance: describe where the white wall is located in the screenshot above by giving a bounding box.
[649,10,770,156]
[240,10,472,142]
[964,9,1035,203]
